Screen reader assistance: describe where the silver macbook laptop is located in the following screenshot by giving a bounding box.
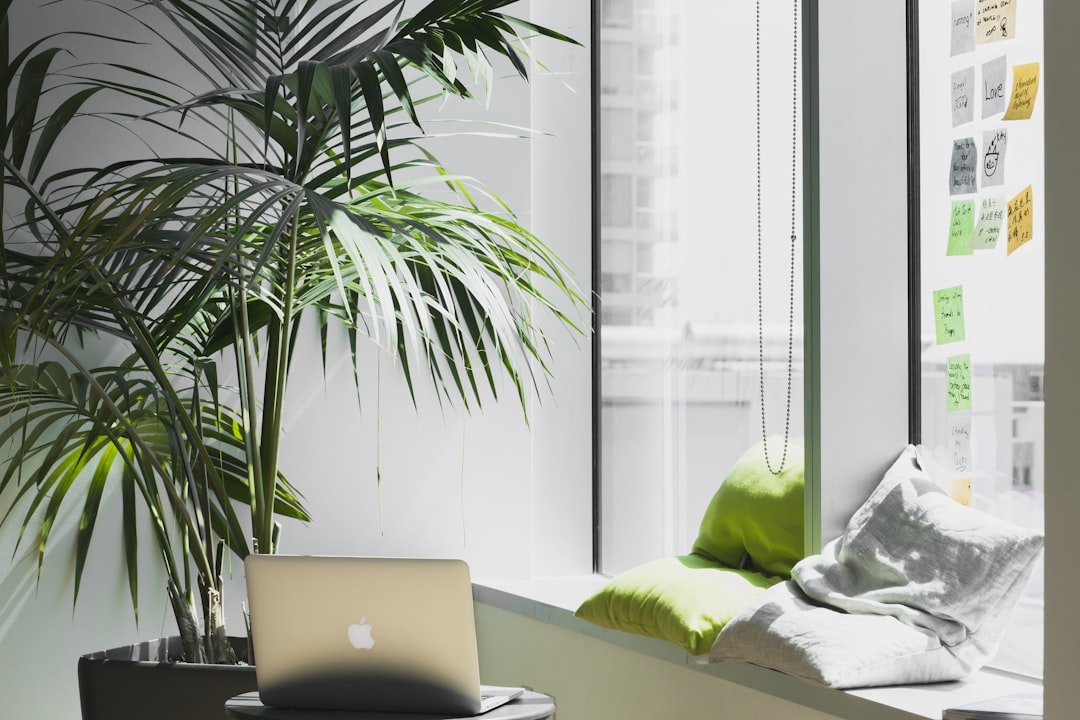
[243,555,523,715]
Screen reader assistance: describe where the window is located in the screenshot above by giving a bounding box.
[596,0,1044,678]
[597,0,804,574]
[916,0,1044,678]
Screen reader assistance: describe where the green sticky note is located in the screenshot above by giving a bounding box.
[947,354,972,412]
[947,200,975,255]
[933,285,966,345]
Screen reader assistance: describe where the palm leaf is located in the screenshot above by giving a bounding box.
[1,0,583,651]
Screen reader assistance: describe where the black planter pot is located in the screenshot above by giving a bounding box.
[78,636,257,720]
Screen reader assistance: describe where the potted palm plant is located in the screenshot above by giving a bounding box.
[0,0,584,717]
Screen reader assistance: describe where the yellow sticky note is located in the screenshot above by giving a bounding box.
[1003,62,1039,120]
[1007,184,1034,255]
[949,477,973,507]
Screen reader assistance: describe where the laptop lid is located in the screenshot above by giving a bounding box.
[244,555,483,715]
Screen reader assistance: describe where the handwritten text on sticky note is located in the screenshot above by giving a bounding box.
[1007,184,1034,255]
[976,0,1016,44]
[982,56,1007,118]
[947,353,973,412]
[934,286,967,345]
[1004,62,1040,120]
[950,138,978,195]
[948,200,975,256]
[952,0,976,56]
[973,195,1005,250]
[949,414,973,473]
[952,67,975,127]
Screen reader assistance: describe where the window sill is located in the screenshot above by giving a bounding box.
[472,576,1042,720]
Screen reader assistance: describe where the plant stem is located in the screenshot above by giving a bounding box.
[257,209,299,554]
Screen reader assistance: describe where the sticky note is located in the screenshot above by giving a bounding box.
[976,0,1017,44]
[947,200,975,256]
[949,414,973,473]
[973,195,1005,250]
[947,353,973,412]
[982,56,1007,118]
[1006,184,1034,255]
[949,138,978,195]
[934,286,966,345]
[981,128,1008,187]
[1003,62,1040,120]
[949,477,974,506]
[952,67,975,127]
[952,0,976,56]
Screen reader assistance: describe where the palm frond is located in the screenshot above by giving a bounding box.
[1,0,583,655]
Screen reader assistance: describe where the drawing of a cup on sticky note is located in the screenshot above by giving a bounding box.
[983,132,1002,177]
[982,128,1007,187]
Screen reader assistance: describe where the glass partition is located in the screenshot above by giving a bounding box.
[916,0,1044,678]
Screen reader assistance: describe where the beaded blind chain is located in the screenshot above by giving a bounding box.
[756,0,799,476]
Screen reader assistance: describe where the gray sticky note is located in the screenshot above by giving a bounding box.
[952,67,975,127]
[982,128,1008,187]
[982,56,1008,118]
[951,0,975,56]
[949,138,978,195]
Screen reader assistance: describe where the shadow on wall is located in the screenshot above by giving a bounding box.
[0,481,173,720]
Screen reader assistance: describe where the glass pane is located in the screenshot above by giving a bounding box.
[917,0,1044,678]
[601,108,635,163]
[600,173,634,228]
[598,0,804,574]
[602,0,634,29]
[600,42,634,96]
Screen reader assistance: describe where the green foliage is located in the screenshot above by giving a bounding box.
[0,0,584,662]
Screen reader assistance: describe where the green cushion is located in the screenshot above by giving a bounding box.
[692,436,805,578]
[574,554,781,655]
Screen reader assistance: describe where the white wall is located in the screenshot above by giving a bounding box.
[1,6,200,720]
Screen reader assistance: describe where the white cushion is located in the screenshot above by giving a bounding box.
[709,445,1044,688]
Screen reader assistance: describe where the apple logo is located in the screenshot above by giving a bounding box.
[347,617,376,650]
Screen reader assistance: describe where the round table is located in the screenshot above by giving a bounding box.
[224,690,556,720]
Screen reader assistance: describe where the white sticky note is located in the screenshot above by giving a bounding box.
[949,414,973,473]
[952,67,976,127]
[982,128,1008,187]
[973,195,1005,250]
[952,0,976,56]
